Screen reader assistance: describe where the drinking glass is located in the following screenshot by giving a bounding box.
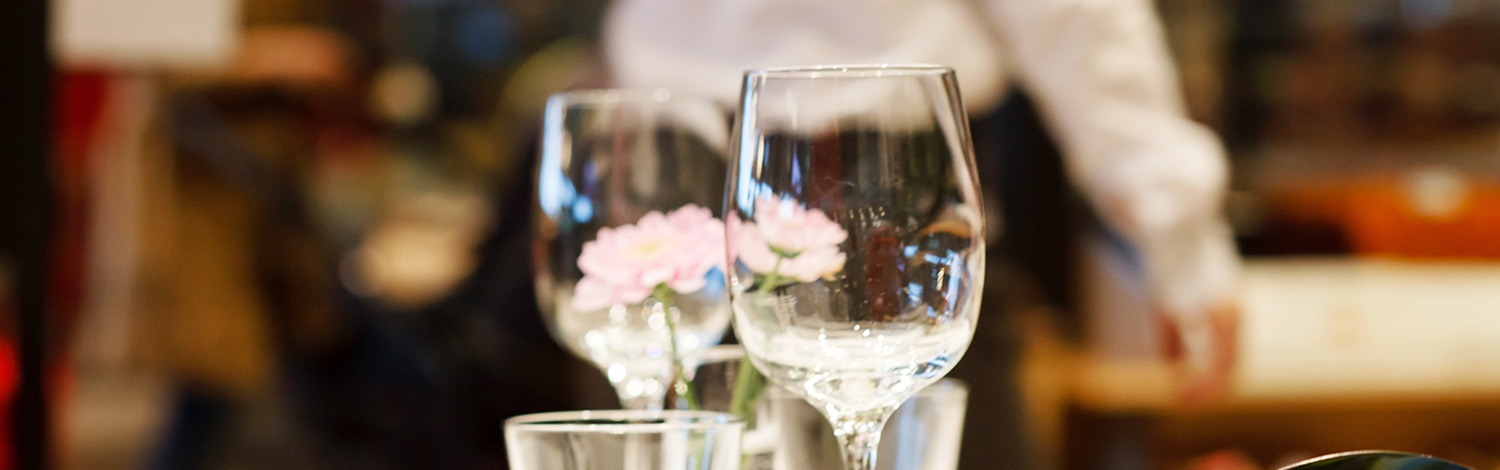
[505,410,744,470]
[535,89,733,410]
[724,65,985,470]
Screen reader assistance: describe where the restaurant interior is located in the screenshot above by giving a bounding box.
[2,0,1500,469]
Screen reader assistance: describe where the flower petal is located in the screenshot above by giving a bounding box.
[571,276,614,312]
[669,276,706,294]
[733,222,781,274]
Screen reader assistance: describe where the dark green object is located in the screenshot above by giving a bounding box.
[1277,452,1473,470]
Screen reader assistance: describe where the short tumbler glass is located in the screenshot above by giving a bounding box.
[505,410,745,470]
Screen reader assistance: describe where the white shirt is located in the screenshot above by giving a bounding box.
[601,0,1240,339]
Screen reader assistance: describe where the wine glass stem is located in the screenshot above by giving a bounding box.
[828,407,894,470]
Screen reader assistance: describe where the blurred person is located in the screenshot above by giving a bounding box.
[599,0,1241,469]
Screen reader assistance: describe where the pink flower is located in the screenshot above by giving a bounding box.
[732,196,849,282]
[571,204,725,312]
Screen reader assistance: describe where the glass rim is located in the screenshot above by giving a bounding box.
[504,410,744,433]
[745,64,955,79]
[1273,451,1464,470]
[546,88,718,107]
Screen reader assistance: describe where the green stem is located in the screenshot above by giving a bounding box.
[728,353,763,424]
[728,257,785,424]
[656,284,700,410]
[755,258,784,297]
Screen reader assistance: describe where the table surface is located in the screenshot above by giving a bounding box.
[1069,257,1500,412]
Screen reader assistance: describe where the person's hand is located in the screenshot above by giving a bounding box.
[1158,300,1240,408]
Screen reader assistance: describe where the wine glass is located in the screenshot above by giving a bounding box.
[534,89,733,410]
[724,65,985,470]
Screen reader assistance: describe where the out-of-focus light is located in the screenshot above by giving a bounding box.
[1404,166,1469,220]
[572,197,594,223]
[539,96,576,218]
[370,61,439,126]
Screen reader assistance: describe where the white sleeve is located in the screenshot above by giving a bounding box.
[978,0,1240,322]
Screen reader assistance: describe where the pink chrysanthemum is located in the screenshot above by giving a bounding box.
[733,196,849,282]
[571,204,725,311]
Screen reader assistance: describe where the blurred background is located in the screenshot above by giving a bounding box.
[3,0,1500,469]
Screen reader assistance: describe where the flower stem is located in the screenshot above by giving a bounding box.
[756,258,784,297]
[729,353,765,423]
[728,258,786,424]
[655,284,700,410]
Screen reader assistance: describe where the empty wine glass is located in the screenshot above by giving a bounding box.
[724,65,985,470]
[534,89,733,410]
